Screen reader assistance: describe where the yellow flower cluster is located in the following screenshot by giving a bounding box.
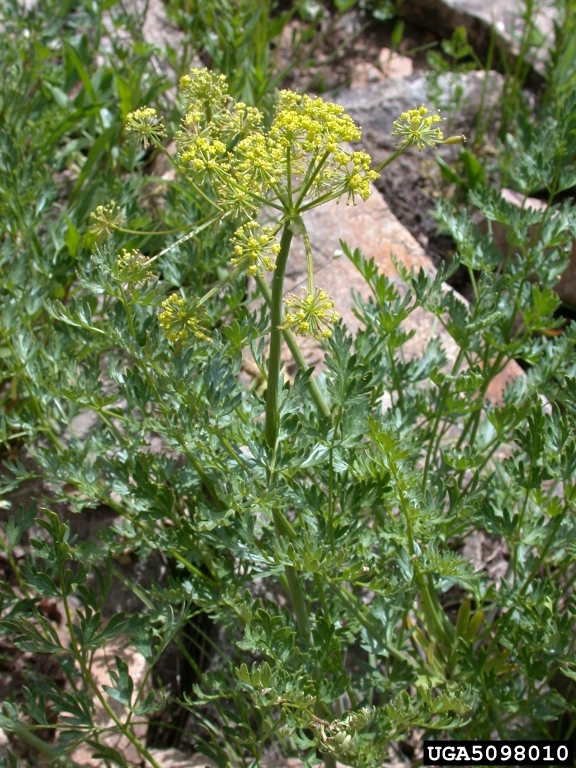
[89,202,125,239]
[342,150,379,203]
[179,135,229,174]
[391,105,444,151]
[173,68,379,225]
[116,248,153,284]
[158,294,212,344]
[179,69,229,115]
[176,69,268,211]
[230,222,281,275]
[125,107,166,148]
[271,90,361,153]
[267,91,379,203]
[279,287,340,339]
[233,132,284,191]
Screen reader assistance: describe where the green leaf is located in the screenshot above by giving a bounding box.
[63,40,96,102]
[133,690,165,716]
[64,214,80,257]
[460,148,485,188]
[114,74,133,121]
[43,81,69,108]
[436,155,467,188]
[70,126,118,202]
[5,505,36,548]
[26,572,60,597]
[102,657,134,709]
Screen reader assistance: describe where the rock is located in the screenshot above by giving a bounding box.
[148,747,219,768]
[378,47,414,79]
[120,0,184,50]
[141,0,182,49]
[278,180,522,402]
[486,188,576,306]
[351,62,384,88]
[336,71,505,149]
[396,0,554,84]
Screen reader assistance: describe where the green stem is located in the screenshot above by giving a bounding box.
[265,223,294,452]
[374,146,406,174]
[272,507,311,644]
[255,274,330,420]
[389,460,452,644]
[148,212,221,263]
[294,150,329,208]
[262,225,314,651]
[296,215,315,293]
[198,264,244,306]
[0,712,83,767]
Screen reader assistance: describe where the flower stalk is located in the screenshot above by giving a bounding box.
[265,223,294,453]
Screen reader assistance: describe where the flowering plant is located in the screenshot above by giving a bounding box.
[3,52,574,768]
[125,70,454,463]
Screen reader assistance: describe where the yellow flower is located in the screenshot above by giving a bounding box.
[125,107,166,148]
[230,221,280,275]
[271,91,362,153]
[158,294,212,343]
[391,105,444,151]
[88,202,125,239]
[178,68,229,115]
[279,287,340,339]
[115,249,154,284]
[140,69,382,229]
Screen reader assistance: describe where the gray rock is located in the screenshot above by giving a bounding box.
[336,71,505,149]
[119,0,184,49]
[397,0,555,83]
[148,748,219,768]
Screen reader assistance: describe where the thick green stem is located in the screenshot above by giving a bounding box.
[265,223,294,451]
[323,754,337,768]
[273,509,312,644]
[255,274,330,419]
[264,226,313,651]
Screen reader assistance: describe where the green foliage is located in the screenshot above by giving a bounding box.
[166,0,296,107]
[1,0,576,766]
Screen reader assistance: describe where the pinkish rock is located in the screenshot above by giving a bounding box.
[350,62,385,88]
[277,181,522,402]
[378,47,414,79]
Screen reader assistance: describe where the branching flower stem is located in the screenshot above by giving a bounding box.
[262,223,314,645]
[265,223,295,452]
[374,145,407,174]
[296,214,315,292]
